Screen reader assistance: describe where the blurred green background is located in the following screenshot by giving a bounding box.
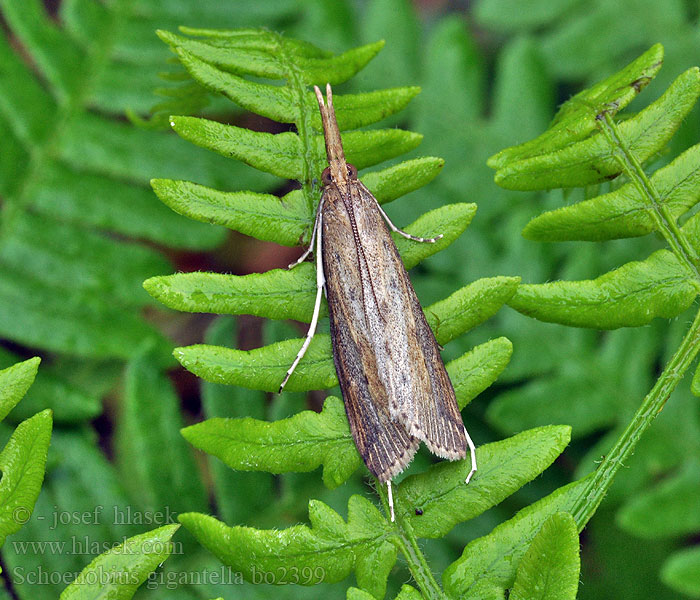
[1,0,700,598]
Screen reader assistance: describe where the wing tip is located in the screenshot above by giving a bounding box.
[371,439,419,482]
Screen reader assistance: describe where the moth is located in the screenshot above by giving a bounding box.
[280,84,476,521]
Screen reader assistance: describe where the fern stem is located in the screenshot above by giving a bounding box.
[570,306,700,527]
[598,112,700,275]
[375,480,447,600]
[271,31,320,217]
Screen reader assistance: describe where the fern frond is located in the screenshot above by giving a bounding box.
[491,45,700,330]
[0,0,284,370]
[0,358,52,548]
[145,27,537,599]
[491,42,700,598]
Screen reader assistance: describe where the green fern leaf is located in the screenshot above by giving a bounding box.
[509,512,580,600]
[494,66,700,190]
[425,276,520,344]
[160,29,385,84]
[450,338,514,409]
[397,425,571,538]
[0,356,39,422]
[146,265,318,321]
[0,408,52,548]
[443,475,592,599]
[151,179,311,247]
[358,157,445,203]
[180,495,397,598]
[59,524,180,600]
[182,396,361,489]
[170,115,422,179]
[394,204,475,267]
[508,249,698,328]
[348,585,422,600]
[523,142,700,241]
[148,156,445,249]
[488,43,664,169]
[175,335,335,392]
[0,357,51,550]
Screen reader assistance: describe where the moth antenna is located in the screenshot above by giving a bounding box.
[325,82,335,117]
[314,84,325,108]
[314,83,347,181]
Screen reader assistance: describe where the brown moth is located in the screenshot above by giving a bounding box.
[280,84,476,521]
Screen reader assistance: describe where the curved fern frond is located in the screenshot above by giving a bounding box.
[490,44,700,330]
[0,0,288,372]
[490,42,700,596]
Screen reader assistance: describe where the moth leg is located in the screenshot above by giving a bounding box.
[464,426,477,484]
[373,198,443,244]
[288,198,324,269]
[279,213,325,393]
[387,480,395,523]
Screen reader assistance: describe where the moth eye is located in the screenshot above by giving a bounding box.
[347,164,358,179]
[321,167,333,186]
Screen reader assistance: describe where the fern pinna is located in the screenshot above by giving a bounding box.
[491,43,700,596]
[144,28,579,599]
[0,359,52,551]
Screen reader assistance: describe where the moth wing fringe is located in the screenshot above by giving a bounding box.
[373,439,420,482]
[404,421,467,461]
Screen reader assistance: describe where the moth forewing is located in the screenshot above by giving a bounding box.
[323,178,468,463]
[281,83,477,521]
[322,181,420,483]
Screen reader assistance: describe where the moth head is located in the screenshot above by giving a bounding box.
[321,164,357,186]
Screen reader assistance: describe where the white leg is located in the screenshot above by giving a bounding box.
[288,199,323,269]
[278,213,325,393]
[464,426,477,484]
[373,197,443,244]
[387,480,395,522]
